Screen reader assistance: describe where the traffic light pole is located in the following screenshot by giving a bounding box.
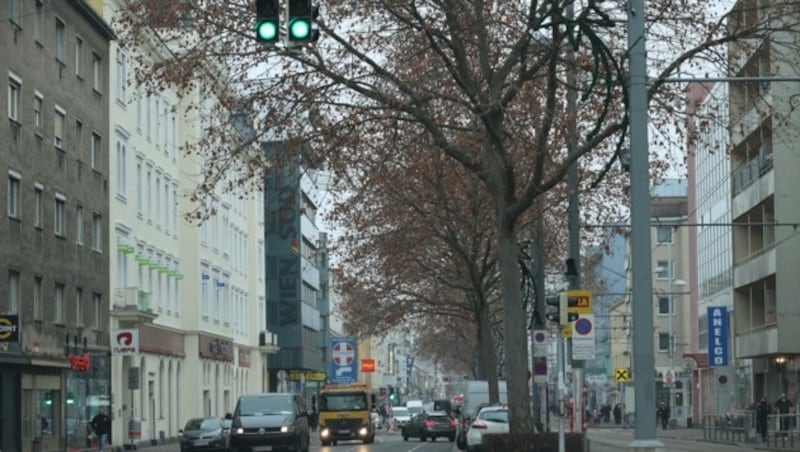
[627,0,662,449]
[557,330,566,452]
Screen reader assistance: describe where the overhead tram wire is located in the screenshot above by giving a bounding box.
[581,221,800,228]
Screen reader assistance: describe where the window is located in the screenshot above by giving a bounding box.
[92,213,102,251]
[155,172,161,226]
[54,107,66,148]
[146,166,152,218]
[9,0,20,25]
[75,288,83,325]
[34,2,43,42]
[90,133,100,170]
[8,172,20,218]
[33,92,43,133]
[658,333,670,352]
[656,227,673,244]
[75,205,83,244]
[54,194,66,236]
[116,51,127,102]
[136,159,143,214]
[92,293,101,329]
[8,73,21,122]
[75,36,84,77]
[75,120,83,153]
[92,53,102,92]
[34,183,43,227]
[55,19,66,62]
[657,296,672,315]
[54,283,64,323]
[7,270,19,315]
[33,276,42,320]
[116,135,127,196]
[655,260,672,279]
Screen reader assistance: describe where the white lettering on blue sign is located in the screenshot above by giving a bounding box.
[707,306,729,367]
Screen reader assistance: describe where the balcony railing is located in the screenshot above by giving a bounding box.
[112,287,157,323]
[732,153,773,196]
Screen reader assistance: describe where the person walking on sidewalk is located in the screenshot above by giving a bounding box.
[756,396,771,442]
[775,393,793,435]
[90,408,111,452]
[658,402,670,430]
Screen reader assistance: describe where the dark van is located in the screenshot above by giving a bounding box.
[227,393,310,452]
[433,399,453,416]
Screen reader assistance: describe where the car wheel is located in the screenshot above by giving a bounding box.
[321,439,331,447]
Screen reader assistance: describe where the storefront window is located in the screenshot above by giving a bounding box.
[66,351,111,450]
[23,388,62,448]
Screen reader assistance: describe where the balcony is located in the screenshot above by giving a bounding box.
[734,246,776,288]
[112,287,158,325]
[736,325,778,358]
[732,153,773,197]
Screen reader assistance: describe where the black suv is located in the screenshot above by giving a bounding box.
[228,393,310,452]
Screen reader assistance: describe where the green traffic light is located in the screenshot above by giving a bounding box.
[257,21,278,42]
[289,19,311,40]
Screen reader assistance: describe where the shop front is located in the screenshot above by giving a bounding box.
[64,350,112,451]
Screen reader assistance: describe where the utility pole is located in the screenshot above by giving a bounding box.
[565,0,584,436]
[627,0,663,449]
[533,212,547,430]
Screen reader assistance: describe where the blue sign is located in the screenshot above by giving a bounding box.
[707,306,729,367]
[330,336,358,384]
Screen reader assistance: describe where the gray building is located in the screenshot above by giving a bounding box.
[263,142,329,401]
[1,1,113,451]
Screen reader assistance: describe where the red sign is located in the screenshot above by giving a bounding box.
[69,353,91,372]
[360,358,376,373]
[453,394,464,406]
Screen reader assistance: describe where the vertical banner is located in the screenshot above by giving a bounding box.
[707,306,729,367]
[330,336,357,384]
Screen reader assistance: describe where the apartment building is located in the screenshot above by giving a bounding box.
[618,180,692,425]
[727,0,800,405]
[83,0,276,444]
[1,1,114,451]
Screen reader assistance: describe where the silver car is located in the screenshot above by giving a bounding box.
[391,406,412,428]
[466,405,509,452]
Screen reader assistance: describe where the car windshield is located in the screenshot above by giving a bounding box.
[408,406,423,415]
[319,393,368,412]
[237,396,294,416]
[392,407,409,417]
[184,418,220,431]
[479,410,508,423]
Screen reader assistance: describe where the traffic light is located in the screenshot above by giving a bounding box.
[255,0,280,44]
[388,385,397,402]
[286,0,318,43]
[545,292,580,325]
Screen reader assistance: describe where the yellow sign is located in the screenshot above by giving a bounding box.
[561,324,572,338]
[615,367,631,382]
[288,370,327,382]
[567,290,593,314]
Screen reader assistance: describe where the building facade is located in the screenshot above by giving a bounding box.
[727,0,800,407]
[1,1,114,451]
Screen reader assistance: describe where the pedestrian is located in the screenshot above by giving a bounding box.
[90,408,111,452]
[756,396,771,441]
[775,393,793,435]
[613,404,622,425]
[309,408,318,432]
[659,402,669,430]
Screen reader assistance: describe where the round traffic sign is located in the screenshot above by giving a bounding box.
[534,331,547,343]
[574,318,593,335]
[332,341,355,366]
[664,370,674,384]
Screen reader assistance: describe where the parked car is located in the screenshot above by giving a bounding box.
[228,393,310,452]
[402,411,456,442]
[179,417,229,452]
[465,405,509,452]
[391,406,412,428]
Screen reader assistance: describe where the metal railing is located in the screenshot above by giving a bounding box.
[764,413,800,449]
[702,411,800,448]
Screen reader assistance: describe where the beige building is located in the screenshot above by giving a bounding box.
[727,0,800,404]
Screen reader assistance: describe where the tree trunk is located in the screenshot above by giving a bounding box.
[498,221,533,433]
[477,300,500,404]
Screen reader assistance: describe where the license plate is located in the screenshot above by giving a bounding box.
[194,440,209,446]
[253,447,272,452]
[338,429,351,435]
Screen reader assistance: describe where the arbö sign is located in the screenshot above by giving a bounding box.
[111,329,139,356]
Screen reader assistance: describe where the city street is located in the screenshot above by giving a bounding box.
[115,428,776,452]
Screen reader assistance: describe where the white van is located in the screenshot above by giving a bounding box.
[461,380,507,420]
[406,399,424,416]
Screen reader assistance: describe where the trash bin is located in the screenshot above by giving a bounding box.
[128,418,142,440]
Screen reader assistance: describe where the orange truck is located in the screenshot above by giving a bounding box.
[318,383,376,446]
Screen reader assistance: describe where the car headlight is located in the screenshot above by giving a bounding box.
[358,427,368,436]
[320,428,330,437]
[234,427,244,435]
[280,425,295,433]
